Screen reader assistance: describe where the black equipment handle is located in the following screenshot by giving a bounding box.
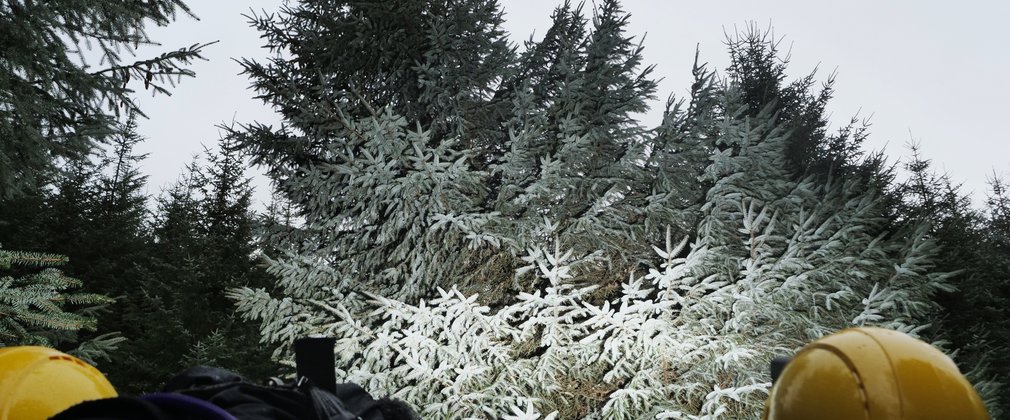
[770,356,791,385]
[295,337,337,394]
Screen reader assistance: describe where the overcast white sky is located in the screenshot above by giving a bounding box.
[130,1,1010,208]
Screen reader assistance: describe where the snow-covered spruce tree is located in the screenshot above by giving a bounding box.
[230,0,678,307]
[635,49,722,248]
[491,0,659,270]
[233,76,953,420]
[490,2,588,223]
[235,105,490,305]
[230,0,517,303]
[230,0,974,417]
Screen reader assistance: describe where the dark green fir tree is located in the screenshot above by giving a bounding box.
[0,249,123,364]
[0,0,208,198]
[0,0,206,366]
[107,137,278,393]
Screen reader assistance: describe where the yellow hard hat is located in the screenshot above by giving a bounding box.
[762,327,989,420]
[0,346,117,420]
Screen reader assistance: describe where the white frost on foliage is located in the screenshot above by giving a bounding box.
[233,87,954,418]
[236,198,949,418]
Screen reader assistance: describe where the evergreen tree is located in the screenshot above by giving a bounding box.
[0,0,207,370]
[489,2,588,214]
[722,30,1005,410]
[227,2,989,416]
[0,249,123,364]
[237,0,515,176]
[94,114,151,258]
[2,113,154,318]
[496,0,658,263]
[0,114,163,376]
[0,155,133,364]
[233,78,954,419]
[0,116,276,391]
[42,161,99,256]
[65,114,152,295]
[636,48,721,244]
[105,139,278,393]
[107,175,201,392]
[723,25,886,185]
[183,136,278,382]
[231,0,514,299]
[890,144,1008,414]
[0,0,208,198]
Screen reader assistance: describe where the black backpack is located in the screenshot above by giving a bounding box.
[53,367,418,420]
[53,338,419,420]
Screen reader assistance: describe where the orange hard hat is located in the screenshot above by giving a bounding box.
[762,327,989,420]
[0,346,117,420]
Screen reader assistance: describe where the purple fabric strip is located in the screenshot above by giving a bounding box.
[140,392,238,420]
